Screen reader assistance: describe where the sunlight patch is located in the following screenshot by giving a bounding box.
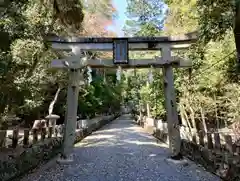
[75,141,110,147]
[84,134,115,140]
[149,154,157,157]
[123,140,168,147]
[96,128,122,133]
[75,141,123,148]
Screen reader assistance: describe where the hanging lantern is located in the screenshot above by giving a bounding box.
[148,66,153,83]
[116,66,122,81]
[87,66,92,84]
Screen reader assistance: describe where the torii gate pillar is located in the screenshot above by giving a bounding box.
[162,46,182,159]
[58,46,83,162]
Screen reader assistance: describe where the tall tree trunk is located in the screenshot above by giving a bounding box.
[188,103,198,143]
[234,0,240,63]
[179,103,192,140]
[200,106,207,132]
[213,94,219,130]
[179,103,192,129]
[189,105,197,129]
[48,87,61,115]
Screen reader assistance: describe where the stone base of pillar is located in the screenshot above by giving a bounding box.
[56,154,74,164]
[165,155,187,164]
[168,153,183,160]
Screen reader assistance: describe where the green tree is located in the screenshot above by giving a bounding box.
[0,0,121,128]
[123,0,165,36]
[163,0,239,132]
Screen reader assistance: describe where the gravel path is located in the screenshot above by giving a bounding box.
[20,114,221,181]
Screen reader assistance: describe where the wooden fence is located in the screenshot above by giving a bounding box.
[136,115,240,156]
[179,127,240,155]
[0,119,88,149]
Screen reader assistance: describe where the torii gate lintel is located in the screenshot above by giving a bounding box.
[48,33,197,51]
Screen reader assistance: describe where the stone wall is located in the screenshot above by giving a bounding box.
[134,115,240,181]
[0,113,120,181]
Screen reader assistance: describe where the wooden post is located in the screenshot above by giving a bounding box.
[41,127,47,141]
[214,132,221,150]
[48,126,53,138]
[32,129,38,143]
[0,130,6,147]
[12,128,19,148]
[162,46,182,158]
[55,126,59,137]
[59,125,64,137]
[139,106,142,125]
[76,121,79,129]
[191,129,197,144]
[198,130,205,146]
[146,81,151,117]
[207,133,213,149]
[236,145,240,155]
[77,121,81,129]
[23,129,30,147]
[224,135,233,154]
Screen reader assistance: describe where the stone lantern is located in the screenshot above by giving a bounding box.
[80,119,88,128]
[45,114,60,135]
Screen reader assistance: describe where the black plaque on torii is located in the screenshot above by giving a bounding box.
[113,38,129,64]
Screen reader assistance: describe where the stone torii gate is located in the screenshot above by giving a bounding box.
[47,33,197,161]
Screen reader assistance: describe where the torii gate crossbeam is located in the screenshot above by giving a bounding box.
[48,33,197,51]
